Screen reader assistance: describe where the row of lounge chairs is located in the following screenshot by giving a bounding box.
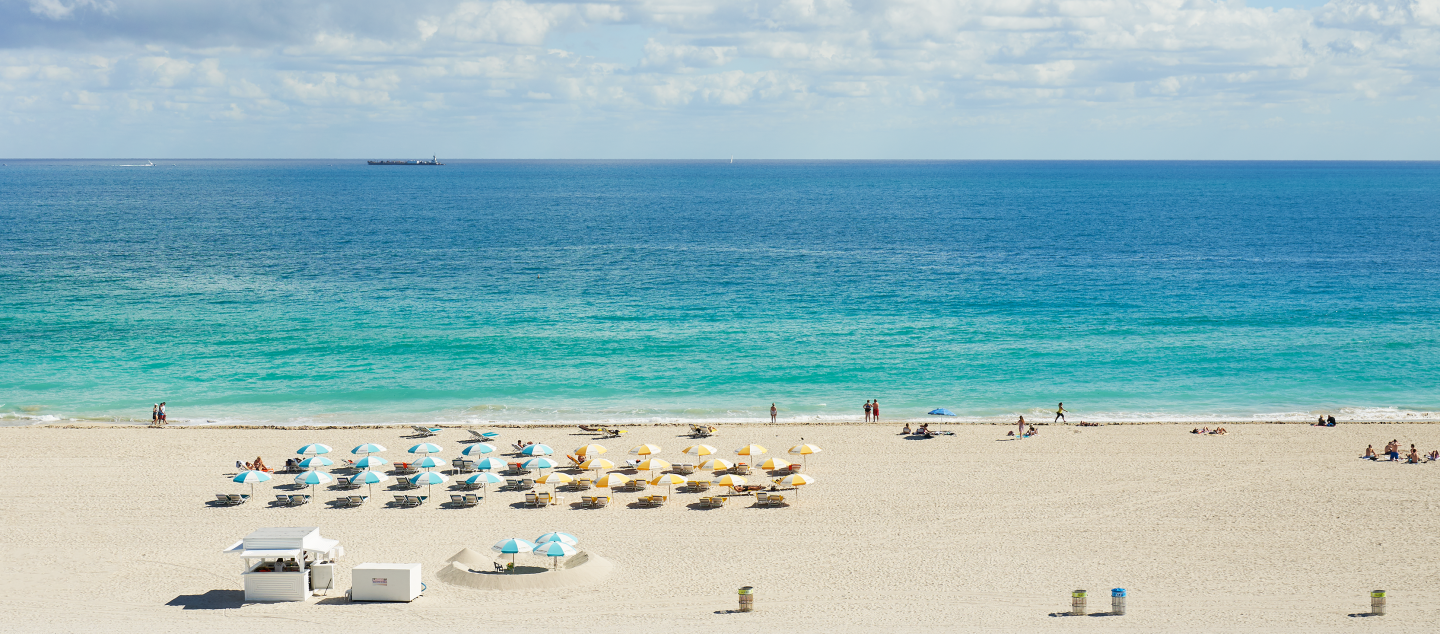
[449,494,482,507]
[275,494,312,506]
[393,495,429,507]
[524,492,560,507]
[220,489,786,508]
[411,425,442,437]
[215,493,251,505]
[579,495,610,508]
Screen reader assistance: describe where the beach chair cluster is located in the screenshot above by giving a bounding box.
[449,494,482,507]
[685,479,712,492]
[214,493,251,505]
[689,424,717,437]
[755,492,786,507]
[337,495,369,507]
[638,494,668,507]
[524,492,559,507]
[411,425,442,437]
[393,494,429,507]
[275,494,312,506]
[698,496,728,508]
[580,495,610,508]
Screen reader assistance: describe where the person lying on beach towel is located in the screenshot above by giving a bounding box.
[1213,427,1227,435]
[1429,450,1439,462]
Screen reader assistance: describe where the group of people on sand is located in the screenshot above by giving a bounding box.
[237,456,270,472]
[1314,415,1338,426]
[1191,427,1228,435]
[149,402,167,426]
[1362,440,1437,464]
[900,422,940,437]
[1006,415,1041,438]
[864,400,881,422]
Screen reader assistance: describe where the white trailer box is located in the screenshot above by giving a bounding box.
[351,563,422,602]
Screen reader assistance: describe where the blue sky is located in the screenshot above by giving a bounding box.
[2,0,1438,158]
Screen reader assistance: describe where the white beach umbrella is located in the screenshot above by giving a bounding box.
[465,472,504,500]
[536,471,573,495]
[410,471,449,497]
[298,456,334,469]
[354,469,390,497]
[354,455,389,469]
[351,443,387,455]
[734,444,767,457]
[535,531,579,546]
[580,457,615,476]
[232,470,271,497]
[778,473,815,501]
[650,473,687,496]
[475,457,507,471]
[297,443,333,456]
[635,458,671,475]
[408,442,443,455]
[461,443,496,457]
[492,537,537,567]
[788,444,823,465]
[629,444,662,456]
[524,456,560,474]
[294,469,333,499]
[683,444,718,459]
[413,455,445,470]
[699,458,734,472]
[520,444,555,456]
[534,541,577,569]
[760,457,792,471]
[574,444,607,457]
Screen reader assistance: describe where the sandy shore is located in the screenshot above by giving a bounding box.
[2,422,1438,632]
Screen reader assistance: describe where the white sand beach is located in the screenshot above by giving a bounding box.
[2,422,1438,633]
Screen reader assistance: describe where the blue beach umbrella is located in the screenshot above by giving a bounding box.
[414,455,445,470]
[475,457,507,471]
[294,469,333,499]
[535,541,577,569]
[928,409,956,416]
[481,432,500,438]
[465,471,504,500]
[535,531,578,546]
[354,469,391,496]
[232,469,271,496]
[520,444,554,456]
[523,456,559,473]
[410,471,449,496]
[351,443,387,455]
[461,443,496,457]
[408,443,443,455]
[298,456,334,469]
[491,537,537,567]
[354,455,389,469]
[297,443,332,456]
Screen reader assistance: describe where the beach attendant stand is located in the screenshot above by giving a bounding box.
[224,527,342,601]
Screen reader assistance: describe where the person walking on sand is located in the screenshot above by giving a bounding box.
[872,400,880,422]
[1054,402,1067,423]
[863,400,871,422]
[1017,415,1026,439]
[158,402,167,424]
[770,403,777,423]
[151,404,158,425]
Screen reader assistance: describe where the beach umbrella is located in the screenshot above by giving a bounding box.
[580,457,615,476]
[524,457,559,475]
[354,469,390,497]
[408,442,442,455]
[716,474,746,491]
[354,455,389,469]
[699,458,734,472]
[491,537,537,568]
[650,473,686,496]
[410,471,449,497]
[594,473,630,490]
[928,408,956,416]
[294,469,333,499]
[629,444,662,456]
[413,455,445,470]
[465,471,504,500]
[635,458,671,475]
[574,444,607,457]
[778,473,815,501]
[735,444,767,458]
[683,444,718,459]
[535,531,579,546]
[232,469,271,497]
[298,456,334,469]
[534,541,577,570]
[787,444,823,465]
[351,443,387,455]
[536,472,573,495]
[761,457,792,471]
[297,443,332,456]
[475,457,507,471]
[520,443,554,456]
[460,443,496,457]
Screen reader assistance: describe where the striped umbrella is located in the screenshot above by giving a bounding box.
[734,444,767,457]
[760,457,792,471]
[536,471,573,495]
[297,443,332,456]
[699,458,734,472]
[298,456,334,469]
[580,457,615,477]
[492,537,537,567]
[354,469,390,497]
[594,473,630,490]
[413,455,445,470]
[788,443,823,465]
[232,469,271,496]
[520,444,554,456]
[294,470,333,499]
[716,474,747,491]
[460,443,496,457]
[524,456,559,475]
[778,473,815,501]
[649,473,686,496]
[464,471,504,501]
[408,443,442,455]
[574,444,607,457]
[475,457,507,471]
[410,471,449,497]
[535,541,577,569]
[354,455,389,469]
[351,443,387,455]
[635,458,671,475]
[683,444,718,459]
[535,531,578,546]
[629,444,662,456]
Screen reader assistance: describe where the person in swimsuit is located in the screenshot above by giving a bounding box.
[871,400,879,422]
[1017,416,1026,439]
[863,400,871,422]
[770,403,777,423]
[151,404,158,424]
[1362,445,1377,460]
[159,402,166,423]
[901,423,912,434]
[1054,403,1067,423]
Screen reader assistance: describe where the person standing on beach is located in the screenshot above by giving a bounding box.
[864,400,872,422]
[1054,403,1067,423]
[1017,415,1026,438]
[770,403,777,423]
[872,400,880,422]
[159,402,166,424]
[151,404,158,425]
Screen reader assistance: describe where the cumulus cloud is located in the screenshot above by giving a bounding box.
[0,0,1438,155]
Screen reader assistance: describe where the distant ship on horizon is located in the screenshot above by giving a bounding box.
[368,155,443,166]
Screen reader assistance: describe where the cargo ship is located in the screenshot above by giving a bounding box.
[367,155,443,165]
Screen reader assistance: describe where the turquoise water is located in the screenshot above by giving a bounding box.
[2,160,1437,425]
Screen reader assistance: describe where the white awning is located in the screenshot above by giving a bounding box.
[238,549,301,558]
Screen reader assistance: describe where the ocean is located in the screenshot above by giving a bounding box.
[2,160,1437,426]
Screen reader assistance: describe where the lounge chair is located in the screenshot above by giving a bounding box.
[624,458,642,469]
[411,495,428,506]
[581,495,596,506]
[641,495,667,507]
[768,494,786,506]
[452,459,476,474]
[601,428,626,438]
[467,429,489,441]
[348,495,368,506]
[228,493,250,504]
[674,464,696,474]
[451,494,466,506]
[336,476,351,488]
[731,463,752,475]
[276,494,293,506]
[537,492,553,506]
[463,494,481,506]
[411,425,440,437]
[216,494,230,504]
[394,495,409,507]
[592,495,609,508]
[571,479,592,490]
[525,493,539,507]
[520,478,536,489]
[755,492,770,505]
[289,494,311,505]
[579,425,603,432]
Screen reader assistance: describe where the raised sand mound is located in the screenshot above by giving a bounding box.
[437,550,614,591]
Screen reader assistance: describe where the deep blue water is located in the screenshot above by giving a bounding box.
[1,160,1437,425]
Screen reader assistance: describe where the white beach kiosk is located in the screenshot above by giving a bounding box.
[223,527,342,601]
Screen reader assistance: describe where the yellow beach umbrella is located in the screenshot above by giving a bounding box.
[594,473,630,489]
[630,444,662,456]
[788,443,823,465]
[761,457,792,471]
[635,458,671,475]
[735,444,767,458]
[574,444,607,457]
[581,457,615,477]
[699,458,734,472]
[716,474,747,491]
[649,473,686,496]
[536,472,573,495]
[682,444,718,459]
[778,473,815,502]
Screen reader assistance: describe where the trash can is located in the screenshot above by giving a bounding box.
[1111,588,1126,615]
[738,586,754,612]
[1071,589,1087,616]
[1371,590,1386,616]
